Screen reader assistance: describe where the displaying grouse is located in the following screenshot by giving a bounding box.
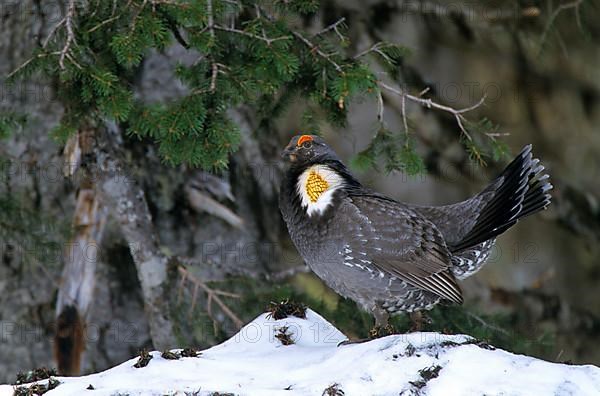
[279,134,552,328]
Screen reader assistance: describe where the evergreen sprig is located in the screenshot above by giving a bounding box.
[351,127,425,175]
[7,0,501,174]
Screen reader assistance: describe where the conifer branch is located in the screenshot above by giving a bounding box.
[257,6,343,72]
[315,17,346,38]
[129,0,149,34]
[291,30,343,72]
[86,1,132,36]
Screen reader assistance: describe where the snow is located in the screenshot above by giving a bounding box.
[2,308,600,396]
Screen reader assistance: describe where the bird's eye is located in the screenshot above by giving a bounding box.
[302,140,312,149]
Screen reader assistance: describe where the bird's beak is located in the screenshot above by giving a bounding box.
[281,144,297,162]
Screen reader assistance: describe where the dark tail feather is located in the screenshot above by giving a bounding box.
[450,145,552,253]
[54,305,85,376]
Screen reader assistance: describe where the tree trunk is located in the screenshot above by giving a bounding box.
[92,121,176,350]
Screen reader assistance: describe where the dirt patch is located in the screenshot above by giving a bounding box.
[161,350,181,360]
[181,347,201,358]
[133,349,153,368]
[14,368,57,385]
[266,299,307,320]
[275,326,295,346]
[322,382,345,395]
[14,378,60,395]
[409,365,442,393]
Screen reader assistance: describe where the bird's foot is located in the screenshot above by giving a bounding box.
[337,324,397,347]
[369,323,397,339]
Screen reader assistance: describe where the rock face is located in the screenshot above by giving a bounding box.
[4,309,600,396]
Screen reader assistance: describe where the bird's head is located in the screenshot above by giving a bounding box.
[281,134,340,167]
[280,134,362,217]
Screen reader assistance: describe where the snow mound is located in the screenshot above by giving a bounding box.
[3,309,600,395]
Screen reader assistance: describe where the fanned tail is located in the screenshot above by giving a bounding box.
[450,145,552,253]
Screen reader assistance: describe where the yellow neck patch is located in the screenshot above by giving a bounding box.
[305,171,329,203]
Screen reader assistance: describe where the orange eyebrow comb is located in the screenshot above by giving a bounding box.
[297,135,313,146]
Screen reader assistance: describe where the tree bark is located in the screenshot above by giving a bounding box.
[92,121,176,350]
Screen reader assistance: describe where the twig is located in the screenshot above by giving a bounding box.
[466,311,510,336]
[6,52,61,80]
[539,0,583,55]
[86,11,126,34]
[353,43,375,60]
[210,63,218,92]
[354,42,397,64]
[213,25,291,44]
[314,17,346,39]
[65,52,83,70]
[376,90,384,123]
[486,132,510,138]
[59,0,77,70]
[379,81,486,141]
[401,93,408,135]
[86,0,133,36]
[42,19,65,48]
[207,0,215,39]
[207,0,218,91]
[354,42,387,61]
[177,265,244,330]
[129,0,149,34]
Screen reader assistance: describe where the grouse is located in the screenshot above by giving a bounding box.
[279,134,552,328]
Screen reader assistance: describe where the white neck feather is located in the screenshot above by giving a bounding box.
[296,165,344,217]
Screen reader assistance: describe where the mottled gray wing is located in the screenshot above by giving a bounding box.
[339,194,463,304]
[409,193,494,247]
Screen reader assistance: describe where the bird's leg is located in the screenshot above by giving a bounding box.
[369,306,395,339]
[409,311,431,332]
[337,306,394,346]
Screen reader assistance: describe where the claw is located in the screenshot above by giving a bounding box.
[369,323,397,339]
